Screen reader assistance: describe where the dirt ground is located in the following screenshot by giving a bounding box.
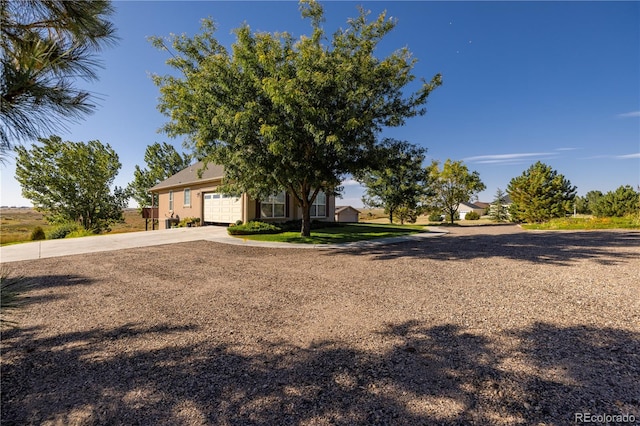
[1,225,639,425]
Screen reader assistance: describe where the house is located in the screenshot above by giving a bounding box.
[457,202,485,220]
[334,206,360,223]
[149,161,335,229]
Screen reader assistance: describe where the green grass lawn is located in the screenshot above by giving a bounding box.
[233,223,428,244]
[522,215,640,230]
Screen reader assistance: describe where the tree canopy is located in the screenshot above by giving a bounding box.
[0,0,117,157]
[507,161,576,223]
[358,139,429,224]
[15,135,127,231]
[426,159,486,224]
[591,185,639,218]
[128,142,191,208]
[151,0,441,236]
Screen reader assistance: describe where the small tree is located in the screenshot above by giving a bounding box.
[358,139,429,224]
[507,161,576,223]
[575,190,603,215]
[592,185,639,217]
[128,142,191,208]
[426,159,486,224]
[15,135,127,231]
[151,0,441,236]
[489,188,510,222]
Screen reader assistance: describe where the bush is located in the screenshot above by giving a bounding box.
[235,219,243,226]
[465,211,480,220]
[30,226,46,241]
[428,213,443,222]
[227,221,282,235]
[66,229,97,238]
[48,223,81,239]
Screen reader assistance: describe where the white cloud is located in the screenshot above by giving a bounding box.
[555,147,579,151]
[341,178,362,186]
[463,152,554,164]
[615,153,640,159]
[617,111,640,118]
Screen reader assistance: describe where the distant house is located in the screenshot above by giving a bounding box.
[149,161,335,229]
[335,206,360,223]
[458,202,485,220]
[474,201,491,212]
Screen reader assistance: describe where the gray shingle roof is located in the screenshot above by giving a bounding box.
[149,161,225,192]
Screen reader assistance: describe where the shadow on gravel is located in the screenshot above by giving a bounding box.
[339,230,640,266]
[1,273,96,309]
[2,320,638,425]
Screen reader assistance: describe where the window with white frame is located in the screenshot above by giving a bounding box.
[169,191,174,211]
[261,191,286,218]
[311,191,326,217]
[184,188,191,207]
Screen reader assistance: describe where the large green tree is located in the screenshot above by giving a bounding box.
[0,0,117,157]
[507,161,576,223]
[358,139,429,224]
[426,159,486,224]
[151,0,441,236]
[15,135,127,231]
[128,142,191,208]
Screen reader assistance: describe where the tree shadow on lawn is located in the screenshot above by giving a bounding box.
[2,320,638,425]
[338,229,640,266]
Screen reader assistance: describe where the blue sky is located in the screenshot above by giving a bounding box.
[2,0,639,208]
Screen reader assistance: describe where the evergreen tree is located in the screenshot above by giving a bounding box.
[1,0,117,157]
[507,161,576,223]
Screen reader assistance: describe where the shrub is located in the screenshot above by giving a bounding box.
[465,211,480,220]
[66,229,97,238]
[227,221,282,235]
[48,223,81,239]
[30,226,46,241]
[428,213,443,222]
[235,219,243,226]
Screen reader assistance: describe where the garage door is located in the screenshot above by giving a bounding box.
[203,193,242,223]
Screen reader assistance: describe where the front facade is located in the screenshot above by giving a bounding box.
[458,202,485,220]
[335,206,360,223]
[149,162,335,229]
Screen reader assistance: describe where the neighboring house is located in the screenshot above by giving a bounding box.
[335,206,360,223]
[474,201,491,213]
[458,202,485,220]
[149,161,335,229]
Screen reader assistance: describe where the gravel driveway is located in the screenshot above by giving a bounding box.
[2,225,639,425]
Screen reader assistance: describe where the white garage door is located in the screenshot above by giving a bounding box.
[203,193,242,223]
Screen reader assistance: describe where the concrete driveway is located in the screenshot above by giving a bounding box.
[0,226,230,263]
[0,226,449,263]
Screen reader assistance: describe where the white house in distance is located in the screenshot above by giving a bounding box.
[457,202,486,220]
[149,161,336,229]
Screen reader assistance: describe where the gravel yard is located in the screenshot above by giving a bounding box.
[2,225,639,425]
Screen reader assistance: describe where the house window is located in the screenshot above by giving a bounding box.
[311,191,326,217]
[261,191,286,218]
[184,188,191,207]
[169,191,174,211]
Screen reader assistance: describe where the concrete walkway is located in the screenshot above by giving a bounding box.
[0,226,448,263]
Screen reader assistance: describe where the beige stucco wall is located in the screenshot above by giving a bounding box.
[154,184,336,229]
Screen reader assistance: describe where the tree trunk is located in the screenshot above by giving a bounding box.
[389,208,394,224]
[301,202,312,237]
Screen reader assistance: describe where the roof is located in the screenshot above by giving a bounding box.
[335,205,360,214]
[149,161,225,192]
[474,201,491,209]
[459,201,482,209]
